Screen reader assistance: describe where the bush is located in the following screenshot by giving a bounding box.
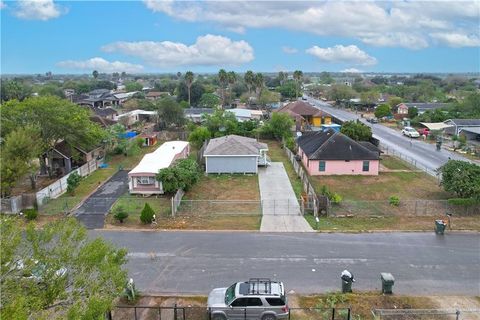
[156,158,200,194]
[23,208,38,220]
[285,136,295,152]
[140,203,155,224]
[113,205,129,223]
[66,171,82,195]
[389,195,400,206]
[330,193,343,205]
[447,198,480,206]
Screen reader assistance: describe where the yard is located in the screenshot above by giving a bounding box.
[38,144,159,215]
[105,174,262,230]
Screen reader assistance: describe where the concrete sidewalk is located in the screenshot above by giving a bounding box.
[258,162,313,232]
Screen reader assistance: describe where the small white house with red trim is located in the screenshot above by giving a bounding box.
[128,141,190,194]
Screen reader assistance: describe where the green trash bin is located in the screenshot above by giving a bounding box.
[381,273,395,294]
[341,279,352,293]
[435,219,446,235]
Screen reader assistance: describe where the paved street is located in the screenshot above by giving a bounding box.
[258,163,313,232]
[75,170,128,229]
[92,231,480,296]
[307,97,472,176]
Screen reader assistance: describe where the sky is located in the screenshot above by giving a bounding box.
[1,0,479,74]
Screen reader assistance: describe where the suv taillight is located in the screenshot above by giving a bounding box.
[282,306,289,313]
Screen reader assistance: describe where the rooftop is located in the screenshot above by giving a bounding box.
[129,141,189,175]
[204,135,268,156]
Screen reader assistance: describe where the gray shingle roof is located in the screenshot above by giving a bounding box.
[447,119,480,126]
[297,130,380,161]
[204,135,268,156]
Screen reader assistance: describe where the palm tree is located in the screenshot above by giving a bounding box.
[227,71,236,103]
[92,70,99,79]
[185,71,194,107]
[244,70,255,96]
[293,70,303,99]
[218,69,228,107]
[278,71,287,86]
[254,73,264,99]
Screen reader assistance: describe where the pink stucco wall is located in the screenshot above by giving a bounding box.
[298,147,379,176]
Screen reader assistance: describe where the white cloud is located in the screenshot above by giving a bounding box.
[430,32,480,47]
[341,68,362,73]
[306,45,377,66]
[282,46,298,54]
[102,34,254,67]
[14,0,65,21]
[143,1,480,49]
[56,57,144,73]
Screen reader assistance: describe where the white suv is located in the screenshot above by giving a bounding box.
[402,126,420,138]
[207,278,289,320]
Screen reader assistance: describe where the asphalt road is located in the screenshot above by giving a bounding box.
[307,97,471,175]
[75,170,128,229]
[92,231,480,296]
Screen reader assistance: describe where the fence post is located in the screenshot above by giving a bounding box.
[174,303,177,320]
[171,197,174,217]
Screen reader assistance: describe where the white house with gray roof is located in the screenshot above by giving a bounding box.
[203,135,269,174]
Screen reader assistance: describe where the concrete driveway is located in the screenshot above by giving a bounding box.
[74,170,129,229]
[258,162,313,232]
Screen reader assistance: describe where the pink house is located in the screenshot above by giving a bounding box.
[395,103,409,115]
[297,130,380,176]
[128,141,190,194]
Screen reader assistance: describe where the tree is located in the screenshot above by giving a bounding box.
[157,97,185,128]
[1,125,42,192]
[140,203,155,224]
[1,96,105,178]
[277,80,297,99]
[202,109,238,136]
[113,205,128,223]
[258,90,281,106]
[92,70,99,79]
[319,72,334,84]
[185,71,194,107]
[66,171,82,195]
[176,81,205,106]
[293,70,303,99]
[199,93,220,108]
[0,79,32,102]
[188,126,211,149]
[388,96,402,109]
[125,81,143,92]
[254,73,264,99]
[360,90,380,105]
[327,85,356,102]
[38,84,65,98]
[227,71,237,101]
[218,69,228,107]
[374,104,392,118]
[244,70,255,95]
[277,71,287,86]
[340,120,372,141]
[439,160,480,199]
[156,158,200,194]
[0,218,127,319]
[260,112,294,139]
[408,106,418,119]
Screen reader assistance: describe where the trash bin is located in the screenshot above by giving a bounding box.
[381,273,394,294]
[341,270,354,293]
[435,220,447,235]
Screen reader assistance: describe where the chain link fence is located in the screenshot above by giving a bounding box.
[372,308,480,320]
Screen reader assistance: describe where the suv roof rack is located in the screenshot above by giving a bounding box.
[247,278,272,295]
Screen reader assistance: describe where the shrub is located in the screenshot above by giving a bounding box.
[66,171,82,195]
[330,193,343,205]
[23,208,38,220]
[285,136,296,152]
[140,203,155,224]
[113,205,129,223]
[389,195,400,206]
[447,198,480,206]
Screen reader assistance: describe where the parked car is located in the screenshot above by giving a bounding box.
[207,278,289,320]
[367,117,379,124]
[402,127,420,138]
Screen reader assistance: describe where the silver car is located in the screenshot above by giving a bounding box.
[207,278,289,320]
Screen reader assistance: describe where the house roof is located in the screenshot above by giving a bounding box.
[420,122,454,130]
[276,101,326,117]
[297,129,380,161]
[93,107,118,117]
[403,103,449,110]
[129,141,189,175]
[445,119,480,126]
[204,135,268,156]
[460,127,480,135]
[90,115,117,128]
[184,108,215,116]
[146,91,165,97]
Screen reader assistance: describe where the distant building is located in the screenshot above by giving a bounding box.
[184,108,215,123]
[275,101,332,131]
[444,119,480,136]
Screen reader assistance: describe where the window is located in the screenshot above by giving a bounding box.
[362,161,370,172]
[231,298,247,307]
[266,298,285,306]
[319,161,326,172]
[136,177,155,185]
[247,298,263,307]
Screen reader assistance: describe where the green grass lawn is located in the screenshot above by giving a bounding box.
[264,140,303,198]
[184,174,260,200]
[381,155,416,170]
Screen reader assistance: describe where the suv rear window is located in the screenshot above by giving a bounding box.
[266,298,285,306]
